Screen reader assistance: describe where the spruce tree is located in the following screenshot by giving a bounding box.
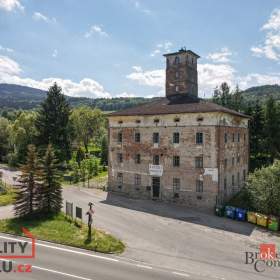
[39,144,62,214]
[14,145,41,217]
[35,83,72,162]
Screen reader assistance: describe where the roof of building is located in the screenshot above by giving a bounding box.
[108,94,250,118]
[163,49,200,58]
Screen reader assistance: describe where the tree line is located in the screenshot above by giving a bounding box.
[213,82,280,171]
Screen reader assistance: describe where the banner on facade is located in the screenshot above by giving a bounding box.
[149,164,163,176]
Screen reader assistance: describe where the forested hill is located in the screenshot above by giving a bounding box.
[0,83,279,111]
[0,83,151,111]
[242,84,280,102]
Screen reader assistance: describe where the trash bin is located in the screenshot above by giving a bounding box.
[256,213,268,227]
[268,216,279,231]
[247,211,257,224]
[235,208,247,221]
[215,205,224,217]
[225,206,236,219]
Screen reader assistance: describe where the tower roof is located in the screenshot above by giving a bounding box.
[163,48,200,58]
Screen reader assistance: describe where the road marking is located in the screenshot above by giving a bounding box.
[0,235,118,263]
[136,264,153,269]
[32,265,95,280]
[173,271,190,278]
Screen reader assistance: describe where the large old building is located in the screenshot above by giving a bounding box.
[107,48,249,208]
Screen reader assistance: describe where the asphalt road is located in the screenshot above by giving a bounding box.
[0,233,203,280]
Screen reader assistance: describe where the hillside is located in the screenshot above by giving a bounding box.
[241,84,280,102]
[0,83,150,111]
[0,83,279,112]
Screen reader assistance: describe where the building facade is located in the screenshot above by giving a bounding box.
[108,49,249,208]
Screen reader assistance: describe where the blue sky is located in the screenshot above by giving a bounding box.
[0,0,279,98]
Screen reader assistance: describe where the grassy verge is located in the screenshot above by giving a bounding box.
[0,186,16,206]
[0,212,125,254]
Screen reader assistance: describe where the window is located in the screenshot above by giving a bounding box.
[224,158,228,168]
[232,175,235,186]
[238,133,240,142]
[135,154,141,164]
[244,134,246,142]
[232,133,235,142]
[117,153,123,163]
[175,85,179,92]
[237,172,240,185]
[173,156,180,167]
[153,155,160,165]
[174,56,180,64]
[224,133,228,143]
[135,119,141,124]
[197,117,204,122]
[224,177,227,190]
[232,157,235,166]
[117,132,122,143]
[196,180,203,192]
[135,132,141,143]
[117,173,123,188]
[174,117,180,122]
[196,132,203,144]
[195,156,203,168]
[175,71,179,79]
[243,169,246,181]
[118,120,123,124]
[153,132,159,144]
[173,132,180,144]
[237,155,240,164]
[135,174,141,186]
[173,178,180,191]
[154,118,159,124]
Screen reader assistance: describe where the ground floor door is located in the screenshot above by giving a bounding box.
[152,177,160,198]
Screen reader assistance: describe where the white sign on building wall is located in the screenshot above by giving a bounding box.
[203,168,218,182]
[149,164,163,176]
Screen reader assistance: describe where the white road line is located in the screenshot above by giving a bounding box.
[0,234,118,263]
[136,264,153,269]
[32,265,95,280]
[173,271,190,278]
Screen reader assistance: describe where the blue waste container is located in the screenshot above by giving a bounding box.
[235,208,247,221]
[225,206,236,219]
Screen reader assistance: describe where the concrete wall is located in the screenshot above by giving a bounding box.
[108,112,249,209]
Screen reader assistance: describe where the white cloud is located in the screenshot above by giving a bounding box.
[262,9,280,31]
[251,9,280,61]
[85,25,109,38]
[0,45,14,53]
[117,92,136,98]
[150,41,173,57]
[0,0,23,11]
[206,47,232,63]
[126,63,280,98]
[32,12,57,24]
[198,63,236,95]
[0,55,111,98]
[133,1,152,15]
[52,49,58,58]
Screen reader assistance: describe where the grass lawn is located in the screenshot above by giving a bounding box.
[0,213,125,254]
[0,186,16,206]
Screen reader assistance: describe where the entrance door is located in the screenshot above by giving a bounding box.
[152,177,160,198]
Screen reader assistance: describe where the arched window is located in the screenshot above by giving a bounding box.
[175,85,179,92]
[174,56,180,64]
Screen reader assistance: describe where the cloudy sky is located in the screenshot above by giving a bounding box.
[0,0,279,98]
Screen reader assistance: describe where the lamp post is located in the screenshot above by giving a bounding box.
[86,202,94,240]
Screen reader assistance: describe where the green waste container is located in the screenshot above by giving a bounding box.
[268,216,279,231]
[215,205,224,217]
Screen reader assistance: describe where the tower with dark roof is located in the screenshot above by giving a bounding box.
[164,48,200,98]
